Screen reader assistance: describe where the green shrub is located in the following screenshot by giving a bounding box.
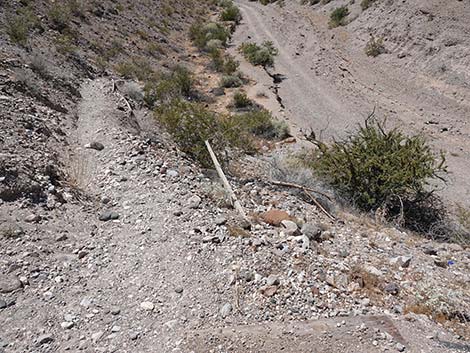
[210,49,240,74]
[239,41,278,67]
[144,65,193,107]
[365,36,386,57]
[233,91,252,108]
[310,119,447,215]
[221,73,244,88]
[155,100,254,166]
[6,6,40,46]
[235,109,289,139]
[329,6,349,28]
[221,5,242,24]
[115,57,153,81]
[190,22,230,50]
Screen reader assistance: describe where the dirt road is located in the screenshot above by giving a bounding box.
[231,0,470,206]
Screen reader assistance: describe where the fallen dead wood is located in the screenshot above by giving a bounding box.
[205,140,248,222]
[269,179,336,220]
[269,180,333,202]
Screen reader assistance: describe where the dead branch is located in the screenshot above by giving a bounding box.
[205,140,249,222]
[269,180,336,220]
[269,180,333,202]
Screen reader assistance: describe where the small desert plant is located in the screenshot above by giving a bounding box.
[309,118,447,228]
[329,6,349,28]
[235,109,289,139]
[209,49,240,74]
[144,65,194,107]
[190,22,230,50]
[6,6,40,46]
[48,3,72,31]
[30,54,49,78]
[115,57,153,81]
[220,4,242,24]
[365,36,386,57]
[239,41,278,67]
[220,73,244,88]
[233,91,252,108]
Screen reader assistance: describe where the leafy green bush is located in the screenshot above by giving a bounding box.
[235,109,289,139]
[144,65,193,107]
[221,5,242,24]
[155,100,226,167]
[190,22,230,50]
[329,6,349,28]
[310,119,447,215]
[239,41,278,67]
[365,36,386,57]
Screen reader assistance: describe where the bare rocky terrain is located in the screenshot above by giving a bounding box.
[0,1,469,352]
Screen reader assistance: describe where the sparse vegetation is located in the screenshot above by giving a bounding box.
[115,57,153,81]
[239,41,278,67]
[220,3,242,24]
[233,91,253,108]
[144,65,194,108]
[329,6,349,28]
[308,119,447,232]
[221,73,244,88]
[235,109,290,139]
[209,49,239,74]
[48,3,72,31]
[6,6,40,46]
[155,99,238,167]
[365,36,386,57]
[190,22,230,51]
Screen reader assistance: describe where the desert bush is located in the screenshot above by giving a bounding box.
[233,91,252,108]
[48,3,72,31]
[220,4,242,24]
[221,73,244,88]
[143,65,193,107]
[155,100,233,167]
[365,36,385,57]
[190,22,230,50]
[329,6,349,28]
[309,119,447,228]
[210,49,240,74]
[6,6,40,46]
[239,41,278,67]
[30,54,49,78]
[115,57,153,81]
[235,109,289,139]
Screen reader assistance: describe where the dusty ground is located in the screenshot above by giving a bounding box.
[230,0,470,207]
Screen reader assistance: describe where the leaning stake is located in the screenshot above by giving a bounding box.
[205,140,248,221]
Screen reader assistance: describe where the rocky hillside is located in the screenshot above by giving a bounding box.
[0,0,209,203]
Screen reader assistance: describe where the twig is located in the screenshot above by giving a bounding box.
[269,180,333,201]
[205,140,249,222]
[303,188,336,221]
